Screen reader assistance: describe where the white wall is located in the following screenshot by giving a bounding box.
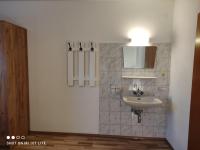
[0,0,174,133]
[167,0,200,149]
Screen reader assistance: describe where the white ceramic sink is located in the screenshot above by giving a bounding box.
[122,96,163,108]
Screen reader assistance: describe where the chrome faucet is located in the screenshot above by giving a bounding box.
[133,84,144,97]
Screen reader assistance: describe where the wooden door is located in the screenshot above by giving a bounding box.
[0,21,29,145]
[188,13,200,150]
[145,46,157,68]
[5,21,29,136]
[0,21,9,146]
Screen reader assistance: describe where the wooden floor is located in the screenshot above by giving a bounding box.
[12,133,172,150]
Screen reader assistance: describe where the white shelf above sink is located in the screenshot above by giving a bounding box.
[122,76,157,79]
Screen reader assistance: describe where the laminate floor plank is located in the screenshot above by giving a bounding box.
[12,134,172,150]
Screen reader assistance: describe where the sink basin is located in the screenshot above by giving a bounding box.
[122,96,163,108]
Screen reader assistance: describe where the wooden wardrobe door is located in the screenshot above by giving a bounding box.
[0,21,29,145]
[188,13,200,150]
[5,22,29,136]
[13,23,29,136]
[0,21,9,145]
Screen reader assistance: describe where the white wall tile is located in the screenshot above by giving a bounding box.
[154,126,166,138]
[142,126,155,137]
[99,124,110,134]
[110,112,121,125]
[110,125,120,135]
[110,99,121,112]
[121,112,132,125]
[99,43,171,138]
[100,99,110,112]
[121,125,132,136]
[99,112,109,124]
[132,125,143,137]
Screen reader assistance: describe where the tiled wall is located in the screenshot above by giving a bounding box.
[99,43,171,137]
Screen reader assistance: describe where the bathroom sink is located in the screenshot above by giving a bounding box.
[122,96,162,108]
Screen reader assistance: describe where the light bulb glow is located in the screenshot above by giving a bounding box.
[196,38,200,44]
[127,28,151,46]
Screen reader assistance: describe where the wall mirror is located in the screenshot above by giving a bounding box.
[123,46,157,69]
